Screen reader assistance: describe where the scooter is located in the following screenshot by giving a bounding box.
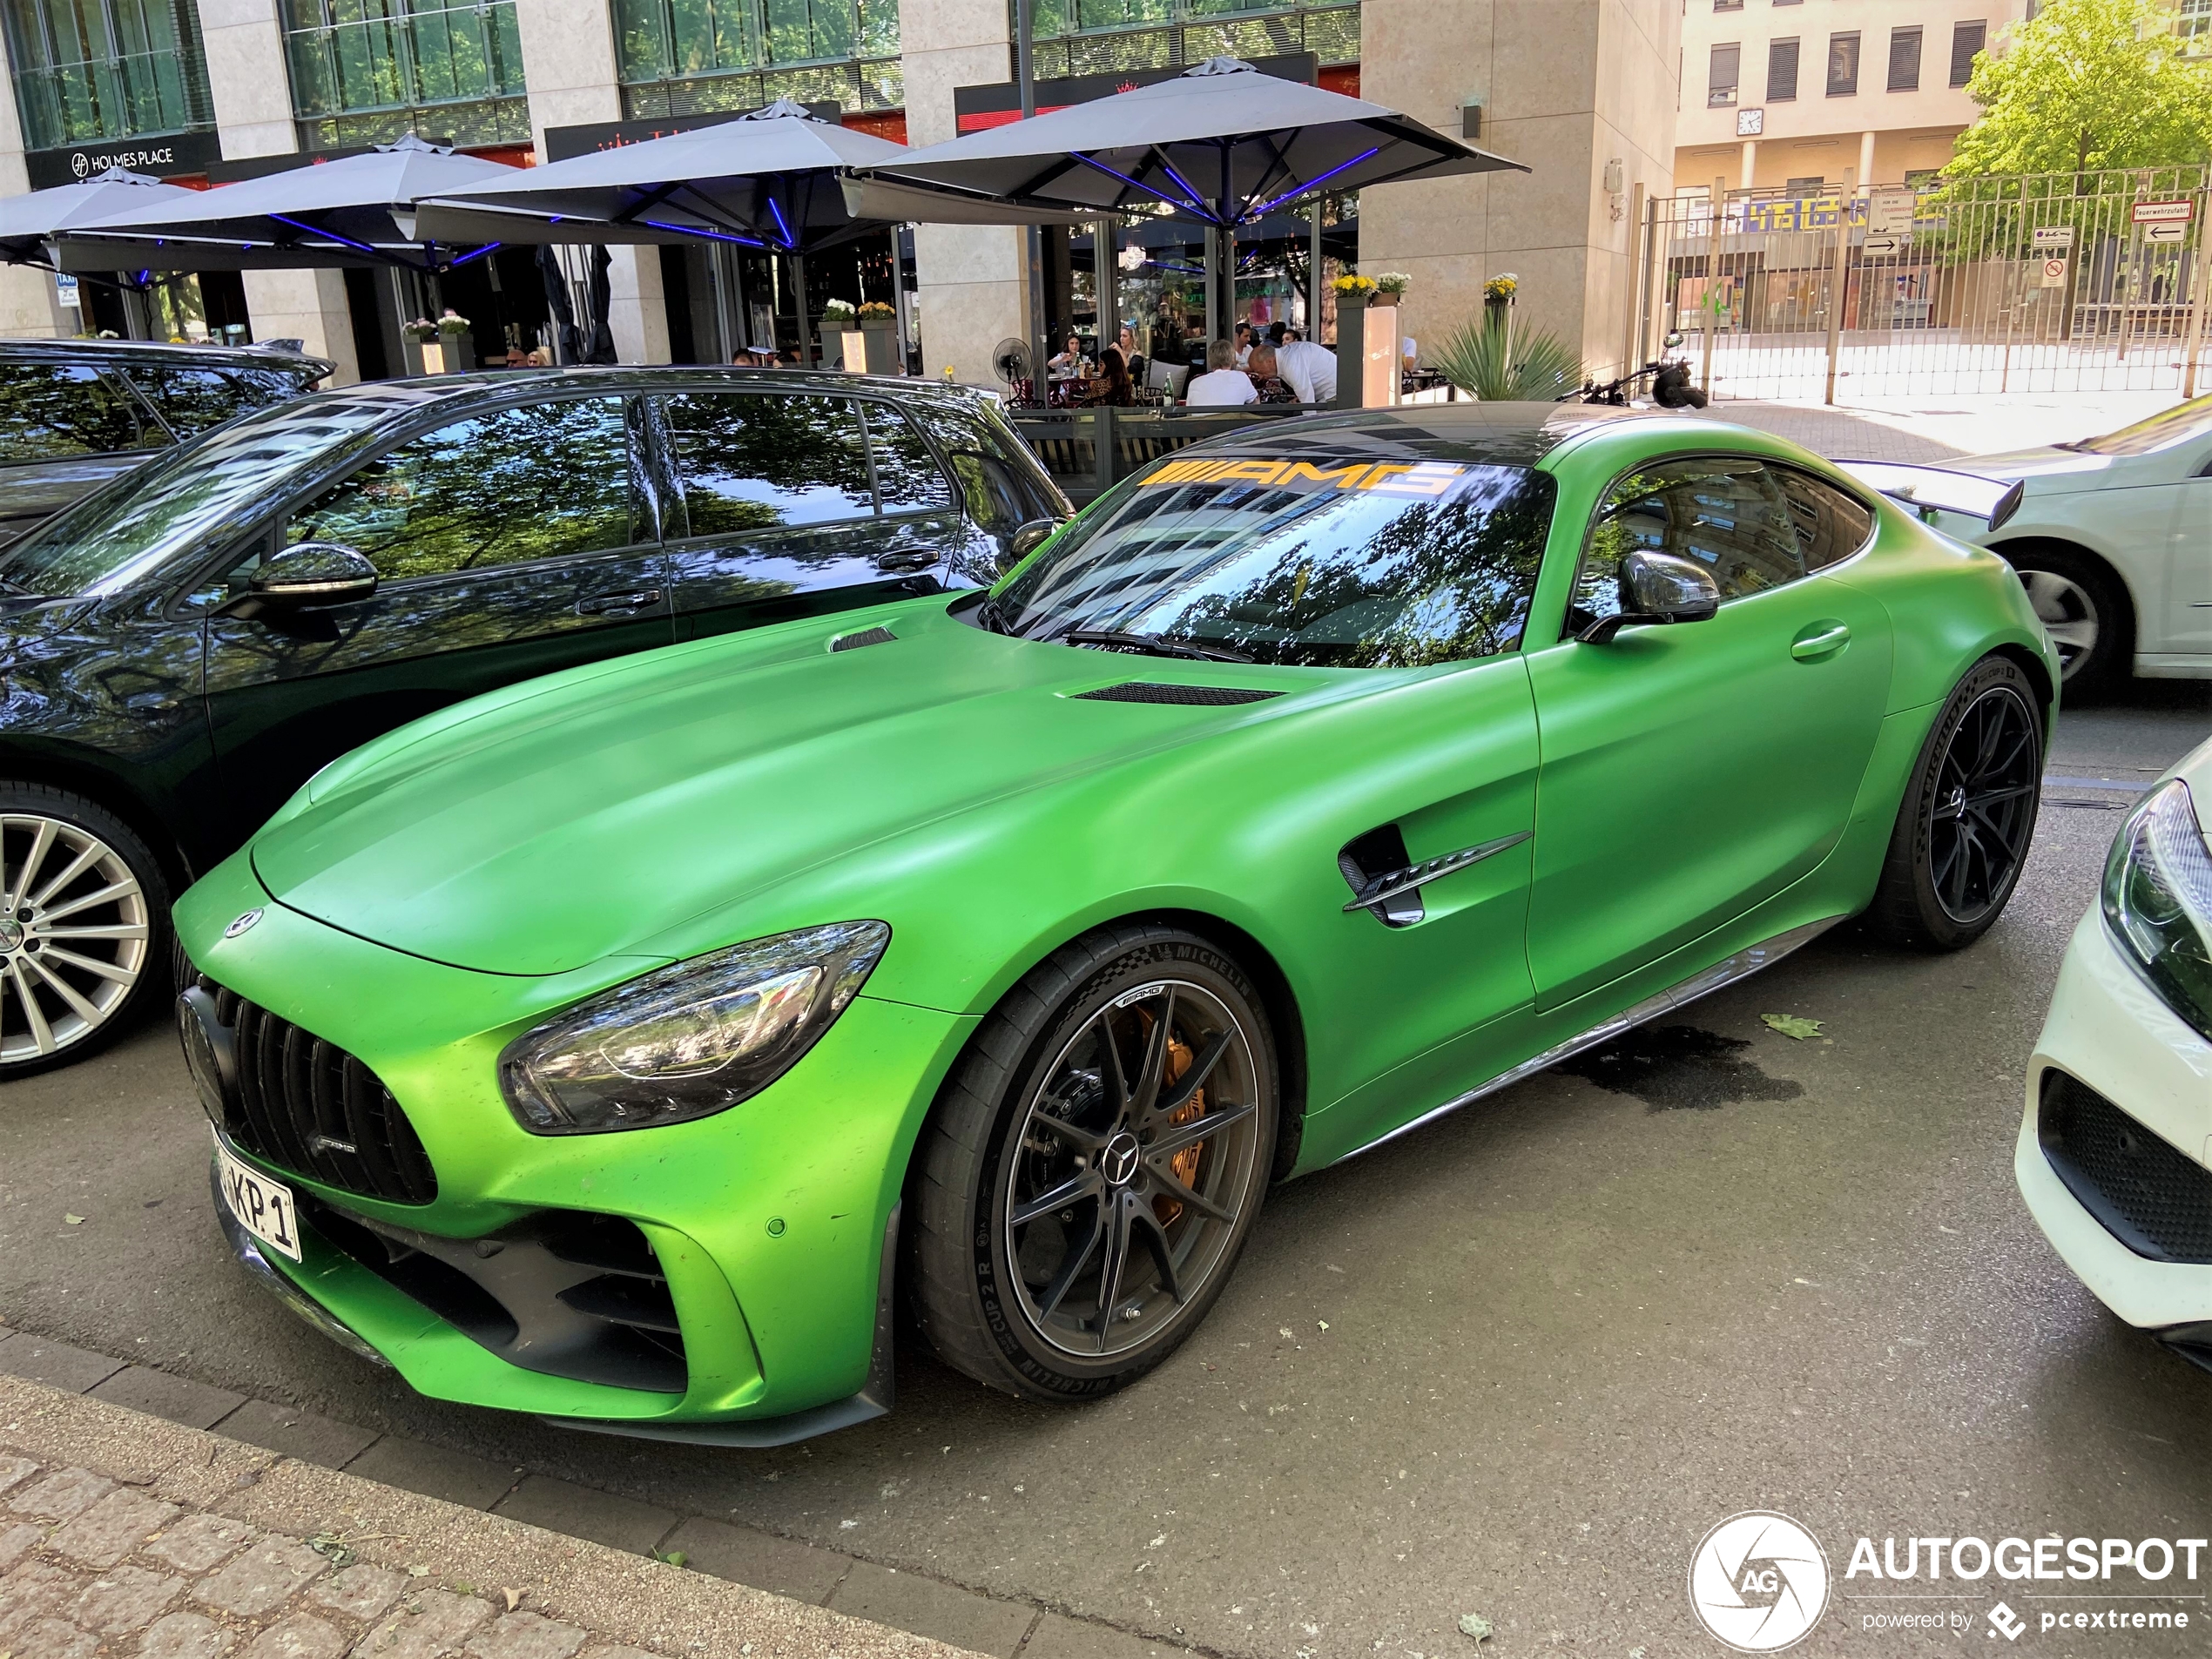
[1567,331,1710,409]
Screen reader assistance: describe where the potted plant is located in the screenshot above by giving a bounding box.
[819,299,863,370]
[1482,273,1519,380]
[401,317,439,375]
[1371,272,1411,307]
[1332,273,1377,408]
[856,300,899,374]
[435,310,474,374]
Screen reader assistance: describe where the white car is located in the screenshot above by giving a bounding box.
[1947,397,2212,691]
[2016,736,2212,1365]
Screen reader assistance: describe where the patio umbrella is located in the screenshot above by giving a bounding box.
[0,166,200,285]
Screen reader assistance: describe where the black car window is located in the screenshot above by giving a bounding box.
[1571,457,1805,627]
[1774,467,1875,570]
[895,398,1070,530]
[125,367,271,437]
[282,397,639,583]
[997,455,1556,669]
[661,392,875,537]
[0,362,162,462]
[861,401,953,514]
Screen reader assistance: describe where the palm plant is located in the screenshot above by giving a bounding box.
[1432,311,1584,401]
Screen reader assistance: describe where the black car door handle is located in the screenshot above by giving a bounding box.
[873,548,938,573]
[577,588,664,617]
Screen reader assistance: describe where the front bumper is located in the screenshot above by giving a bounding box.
[180,857,975,1440]
[2014,909,2212,1331]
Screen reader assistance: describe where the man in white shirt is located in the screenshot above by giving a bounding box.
[1184,339,1259,407]
[1274,330,1338,406]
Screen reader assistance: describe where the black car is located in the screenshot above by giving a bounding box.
[0,338,332,541]
[0,367,1069,1076]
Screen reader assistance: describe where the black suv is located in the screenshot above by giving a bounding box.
[0,367,1067,1076]
[0,339,332,541]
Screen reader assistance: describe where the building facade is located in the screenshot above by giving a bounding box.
[0,0,1681,387]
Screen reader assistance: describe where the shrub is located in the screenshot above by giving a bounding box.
[1432,310,1583,401]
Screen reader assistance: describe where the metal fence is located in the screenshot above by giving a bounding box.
[1637,168,2211,402]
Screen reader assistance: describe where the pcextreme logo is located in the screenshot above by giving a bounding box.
[1689,1512,1831,1652]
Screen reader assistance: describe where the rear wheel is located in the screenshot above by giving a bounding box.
[0,784,169,1076]
[2000,544,2129,693]
[910,924,1278,1401]
[1867,658,2043,952]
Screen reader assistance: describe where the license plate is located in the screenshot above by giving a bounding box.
[213,1135,303,1263]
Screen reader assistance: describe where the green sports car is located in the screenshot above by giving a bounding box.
[176,404,2057,1444]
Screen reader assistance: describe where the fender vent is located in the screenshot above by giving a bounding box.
[1073,682,1281,706]
[832,626,896,651]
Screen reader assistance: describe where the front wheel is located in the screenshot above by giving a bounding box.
[1866,657,2044,952]
[909,924,1278,1402]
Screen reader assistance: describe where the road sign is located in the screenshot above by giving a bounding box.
[52,273,78,310]
[1867,187,1917,234]
[2133,199,2195,225]
[2040,257,2070,288]
[2145,220,2188,246]
[2032,225,2074,248]
[1861,234,1905,258]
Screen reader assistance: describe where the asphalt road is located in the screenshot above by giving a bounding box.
[3,679,2208,1659]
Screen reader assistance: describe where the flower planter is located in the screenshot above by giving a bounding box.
[1333,294,1365,408]
[402,336,434,376]
[437,330,474,373]
[860,320,900,375]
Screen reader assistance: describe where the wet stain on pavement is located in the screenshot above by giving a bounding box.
[1560,1024,1804,1112]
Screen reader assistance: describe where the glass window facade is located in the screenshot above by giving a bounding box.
[281,0,529,149]
[1025,0,1359,81]
[616,0,902,118]
[2,0,214,153]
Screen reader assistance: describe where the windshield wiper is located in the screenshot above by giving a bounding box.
[974,594,1015,635]
[1060,628,1253,664]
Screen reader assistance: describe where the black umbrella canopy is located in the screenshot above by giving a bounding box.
[864,57,1526,226]
[57,135,516,273]
[0,166,201,268]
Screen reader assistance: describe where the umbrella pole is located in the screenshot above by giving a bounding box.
[1015,0,1048,404]
[790,251,814,368]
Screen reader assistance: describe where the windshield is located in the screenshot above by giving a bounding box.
[0,388,423,599]
[2066,395,2212,456]
[996,454,1556,669]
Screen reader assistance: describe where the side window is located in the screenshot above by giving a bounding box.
[283,398,638,583]
[895,400,1070,530]
[1774,468,1875,570]
[0,363,161,462]
[125,367,267,438]
[1572,457,1805,626]
[660,393,874,537]
[860,402,953,514]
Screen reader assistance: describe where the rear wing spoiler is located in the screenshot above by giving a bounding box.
[1834,461,2025,531]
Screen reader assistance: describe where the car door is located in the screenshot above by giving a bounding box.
[655,388,952,642]
[202,393,673,839]
[1524,455,1894,1013]
[2159,442,2212,658]
[0,360,169,539]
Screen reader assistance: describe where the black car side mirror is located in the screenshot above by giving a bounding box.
[219,543,379,619]
[1002,518,1061,573]
[1576,550,1721,644]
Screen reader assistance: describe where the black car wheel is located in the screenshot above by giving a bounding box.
[0,784,170,1076]
[1868,657,2044,952]
[910,923,1277,1401]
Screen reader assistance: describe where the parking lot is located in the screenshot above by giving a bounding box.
[0,671,2204,1658]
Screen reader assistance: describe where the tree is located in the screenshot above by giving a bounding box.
[1946,0,2212,178]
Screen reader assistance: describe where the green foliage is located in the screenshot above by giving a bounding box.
[1430,311,1583,402]
[1946,0,2212,177]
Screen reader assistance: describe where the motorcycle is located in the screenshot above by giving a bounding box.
[1567,331,1710,409]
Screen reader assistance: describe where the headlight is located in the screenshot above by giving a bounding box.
[2102,779,2212,1043]
[499,921,890,1134]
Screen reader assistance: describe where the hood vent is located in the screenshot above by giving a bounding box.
[1074,682,1281,706]
[832,625,897,652]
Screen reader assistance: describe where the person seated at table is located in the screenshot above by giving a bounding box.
[1185,339,1259,406]
[1116,325,1144,384]
[1274,327,1337,406]
[1089,344,1136,406]
[1047,334,1085,376]
[1232,322,1254,367]
[1245,344,1297,404]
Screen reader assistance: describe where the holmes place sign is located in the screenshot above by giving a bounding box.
[25,130,224,189]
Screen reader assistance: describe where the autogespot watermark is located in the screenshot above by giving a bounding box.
[1689,1516,2208,1647]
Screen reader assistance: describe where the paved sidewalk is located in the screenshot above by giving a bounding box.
[1702,386,2182,462]
[0,1373,995,1659]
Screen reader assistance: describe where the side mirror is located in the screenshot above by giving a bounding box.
[1662,330,1685,349]
[1577,550,1720,644]
[1005,518,1061,566]
[219,542,378,618]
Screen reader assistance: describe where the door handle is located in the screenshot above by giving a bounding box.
[873,548,938,573]
[1791,621,1851,661]
[577,588,664,617]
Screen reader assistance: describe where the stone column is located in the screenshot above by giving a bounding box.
[901,0,1026,387]
[0,62,71,336]
[1739,138,1757,192]
[509,0,669,363]
[1356,0,1680,381]
[1857,129,1876,191]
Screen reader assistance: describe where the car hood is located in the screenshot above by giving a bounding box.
[253,600,1331,976]
[1951,446,2127,492]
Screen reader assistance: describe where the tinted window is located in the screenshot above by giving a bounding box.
[285,398,638,582]
[862,401,953,513]
[997,455,1555,669]
[125,367,270,437]
[0,363,160,462]
[1775,468,1874,570]
[663,393,874,536]
[1573,458,1804,627]
[898,399,1071,531]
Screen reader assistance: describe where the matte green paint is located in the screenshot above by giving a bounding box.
[178,415,2057,1430]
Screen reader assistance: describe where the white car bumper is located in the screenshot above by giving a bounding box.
[2015,908,2212,1331]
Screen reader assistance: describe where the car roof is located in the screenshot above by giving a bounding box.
[1178,401,1653,468]
[290,365,1001,421]
[0,336,330,376]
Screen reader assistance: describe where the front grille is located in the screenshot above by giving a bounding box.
[2039,1069,2212,1263]
[1073,682,1283,706]
[198,976,436,1205]
[300,1196,687,1393]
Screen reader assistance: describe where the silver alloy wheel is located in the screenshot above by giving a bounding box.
[0,813,150,1064]
[2019,569,2099,681]
[1002,979,1263,1359]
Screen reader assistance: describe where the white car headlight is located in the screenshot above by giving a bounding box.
[2102,779,2212,1044]
[499,921,890,1134]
